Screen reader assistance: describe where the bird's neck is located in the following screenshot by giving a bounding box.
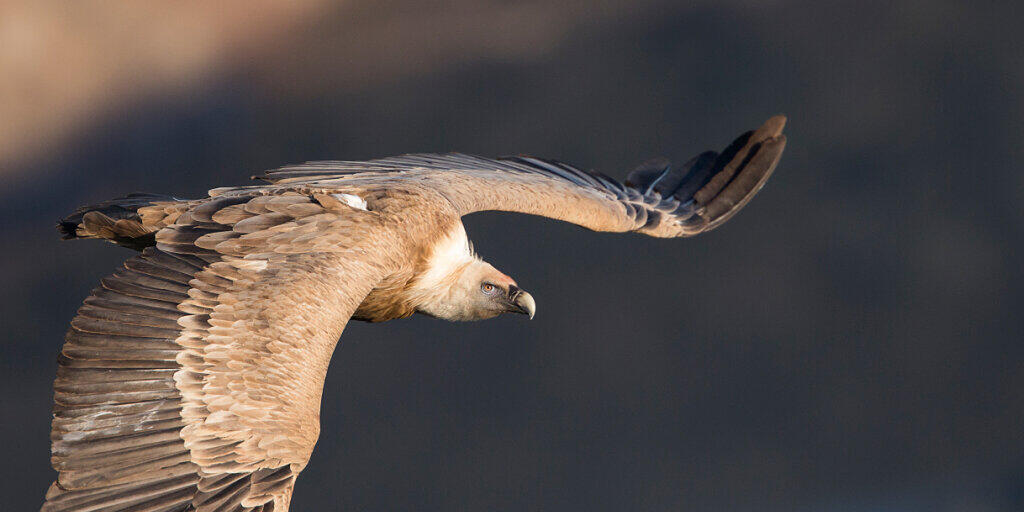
[353,221,476,322]
[406,222,478,319]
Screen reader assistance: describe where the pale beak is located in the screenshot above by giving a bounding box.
[509,287,536,319]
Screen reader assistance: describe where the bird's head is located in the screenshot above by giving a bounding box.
[456,260,535,321]
[414,258,535,322]
[410,222,535,322]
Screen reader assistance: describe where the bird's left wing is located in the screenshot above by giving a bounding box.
[44,192,397,512]
[258,116,786,238]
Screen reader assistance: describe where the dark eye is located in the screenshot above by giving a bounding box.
[481,283,497,294]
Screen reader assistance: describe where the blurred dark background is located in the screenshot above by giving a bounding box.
[2,1,1022,510]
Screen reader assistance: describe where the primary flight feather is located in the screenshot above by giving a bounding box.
[42,116,786,511]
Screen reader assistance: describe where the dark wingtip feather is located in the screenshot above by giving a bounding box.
[57,220,78,240]
[57,193,179,249]
[665,151,719,201]
[701,133,786,230]
[625,157,671,191]
[624,115,785,236]
[693,116,785,206]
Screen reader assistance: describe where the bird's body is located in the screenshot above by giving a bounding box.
[41,117,786,511]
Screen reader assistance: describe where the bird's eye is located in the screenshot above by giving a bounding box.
[481,283,496,294]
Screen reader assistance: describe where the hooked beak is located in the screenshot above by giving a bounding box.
[508,286,536,319]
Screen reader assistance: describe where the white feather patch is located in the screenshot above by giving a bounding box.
[332,193,367,211]
[414,223,476,293]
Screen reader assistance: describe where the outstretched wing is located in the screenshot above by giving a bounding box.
[44,192,396,512]
[258,116,786,238]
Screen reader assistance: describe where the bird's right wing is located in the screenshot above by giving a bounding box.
[258,116,787,238]
[44,192,398,512]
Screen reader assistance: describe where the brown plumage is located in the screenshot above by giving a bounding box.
[42,116,787,511]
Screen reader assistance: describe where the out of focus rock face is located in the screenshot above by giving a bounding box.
[0,0,681,175]
[3,1,1024,511]
[0,0,331,172]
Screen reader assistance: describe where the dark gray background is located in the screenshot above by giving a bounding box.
[2,1,1022,510]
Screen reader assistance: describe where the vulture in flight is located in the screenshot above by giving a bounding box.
[42,116,786,511]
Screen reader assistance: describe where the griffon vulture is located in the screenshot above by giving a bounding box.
[41,116,786,511]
